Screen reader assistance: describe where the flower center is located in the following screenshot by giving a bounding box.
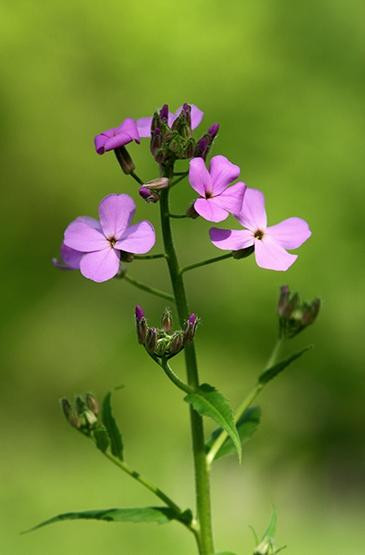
[108,236,117,247]
[254,229,264,240]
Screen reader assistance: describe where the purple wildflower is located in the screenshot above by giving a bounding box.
[94,118,140,154]
[136,104,204,138]
[62,194,155,282]
[188,155,246,222]
[210,188,311,271]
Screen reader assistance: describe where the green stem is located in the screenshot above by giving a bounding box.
[169,213,188,219]
[170,173,188,187]
[122,274,175,303]
[130,171,144,185]
[134,253,166,260]
[160,358,193,395]
[180,253,233,275]
[159,181,215,555]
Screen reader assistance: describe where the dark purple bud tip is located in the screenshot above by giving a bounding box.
[183,103,191,113]
[138,186,160,203]
[188,313,197,326]
[135,305,145,321]
[208,123,220,138]
[160,104,169,121]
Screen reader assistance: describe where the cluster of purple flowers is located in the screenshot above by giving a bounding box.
[54,103,311,281]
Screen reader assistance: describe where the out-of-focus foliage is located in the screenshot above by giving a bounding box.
[1,1,364,553]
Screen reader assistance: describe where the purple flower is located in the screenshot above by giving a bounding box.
[94,118,140,154]
[188,155,246,222]
[136,104,204,138]
[210,188,311,271]
[52,242,84,270]
[62,195,155,282]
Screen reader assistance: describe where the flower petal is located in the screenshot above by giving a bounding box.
[209,155,240,195]
[115,221,156,254]
[254,236,297,271]
[189,157,212,196]
[61,244,83,269]
[172,104,204,129]
[211,182,246,217]
[194,198,229,222]
[94,133,109,155]
[210,228,254,250]
[64,220,106,252]
[266,217,311,249]
[80,247,120,282]
[136,116,153,138]
[116,118,140,143]
[76,216,102,231]
[99,194,136,239]
[237,188,267,231]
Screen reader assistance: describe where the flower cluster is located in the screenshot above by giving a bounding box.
[135,306,198,359]
[277,285,320,338]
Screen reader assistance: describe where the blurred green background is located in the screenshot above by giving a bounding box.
[1,1,365,553]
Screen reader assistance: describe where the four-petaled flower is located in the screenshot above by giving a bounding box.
[136,104,204,138]
[188,155,246,222]
[94,118,140,155]
[63,194,155,282]
[210,188,311,271]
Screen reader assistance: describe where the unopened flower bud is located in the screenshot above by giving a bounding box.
[232,245,255,259]
[151,111,161,132]
[277,285,290,317]
[138,186,160,203]
[159,104,169,123]
[194,136,210,159]
[184,138,195,158]
[135,305,148,344]
[168,332,184,355]
[135,305,145,321]
[114,146,135,174]
[60,398,81,429]
[145,327,158,353]
[86,393,99,416]
[208,123,220,139]
[144,177,169,190]
[278,286,320,339]
[184,313,198,343]
[186,202,200,219]
[150,128,162,157]
[161,308,173,333]
[254,539,276,555]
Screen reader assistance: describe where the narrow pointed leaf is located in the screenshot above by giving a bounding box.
[205,406,261,460]
[24,506,181,534]
[258,346,312,385]
[185,383,241,462]
[93,426,109,453]
[101,392,124,460]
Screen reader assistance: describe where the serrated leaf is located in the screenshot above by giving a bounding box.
[93,426,109,453]
[258,346,312,385]
[206,406,261,461]
[102,392,124,460]
[24,506,181,534]
[185,383,241,462]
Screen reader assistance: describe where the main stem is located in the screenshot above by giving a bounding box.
[159,182,215,555]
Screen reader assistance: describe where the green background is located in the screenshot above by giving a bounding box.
[1,1,364,553]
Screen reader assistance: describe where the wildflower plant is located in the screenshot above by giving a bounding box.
[32,103,320,554]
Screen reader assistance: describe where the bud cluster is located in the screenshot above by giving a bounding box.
[278,285,320,339]
[60,393,100,434]
[150,103,219,165]
[135,305,198,359]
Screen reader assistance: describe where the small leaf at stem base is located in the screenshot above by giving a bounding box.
[101,392,124,460]
[258,346,312,385]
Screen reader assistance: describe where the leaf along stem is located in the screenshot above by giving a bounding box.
[180,253,233,275]
[122,274,175,303]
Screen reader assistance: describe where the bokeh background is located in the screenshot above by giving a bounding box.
[1,1,365,553]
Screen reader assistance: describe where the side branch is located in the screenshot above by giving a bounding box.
[121,274,175,303]
[180,253,233,275]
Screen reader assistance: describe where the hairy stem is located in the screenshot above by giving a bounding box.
[159,181,215,555]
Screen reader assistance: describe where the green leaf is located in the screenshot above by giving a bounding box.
[24,506,181,534]
[185,383,241,462]
[206,406,261,460]
[258,346,312,385]
[93,425,109,453]
[101,392,124,460]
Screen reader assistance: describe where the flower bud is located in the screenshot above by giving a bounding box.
[150,128,162,158]
[86,393,99,416]
[135,305,145,321]
[161,308,173,333]
[194,136,210,159]
[114,146,135,174]
[254,539,276,555]
[151,111,161,132]
[159,104,169,123]
[278,286,320,339]
[184,313,198,343]
[168,332,184,355]
[208,123,220,139]
[138,186,160,203]
[135,305,148,344]
[145,327,158,353]
[277,285,290,317]
[60,398,81,429]
[144,177,169,190]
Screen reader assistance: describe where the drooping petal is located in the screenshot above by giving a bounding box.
[98,194,136,240]
[103,133,132,151]
[116,118,140,143]
[64,220,107,252]
[194,198,229,222]
[136,116,153,138]
[61,244,83,269]
[94,133,109,154]
[237,188,267,231]
[189,157,212,196]
[254,236,297,271]
[266,217,311,249]
[211,182,246,217]
[209,228,254,251]
[209,155,240,195]
[115,221,156,254]
[80,247,120,282]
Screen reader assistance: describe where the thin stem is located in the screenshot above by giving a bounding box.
[169,213,188,219]
[122,274,175,303]
[159,181,215,555]
[265,337,284,369]
[160,358,193,395]
[170,173,188,187]
[180,253,233,275]
[130,171,144,185]
[134,253,166,260]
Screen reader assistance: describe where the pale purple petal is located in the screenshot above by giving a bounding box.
[94,118,140,153]
[254,236,297,271]
[210,228,254,250]
[64,220,107,252]
[167,111,177,127]
[136,116,153,138]
[98,194,136,240]
[80,247,120,282]
[116,118,140,143]
[189,157,212,196]
[61,243,83,269]
[194,198,229,222]
[115,221,156,254]
[266,217,311,249]
[209,155,240,195]
[94,134,109,154]
[103,134,132,151]
[211,182,246,217]
[237,188,267,231]
[173,104,204,129]
[76,216,102,231]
